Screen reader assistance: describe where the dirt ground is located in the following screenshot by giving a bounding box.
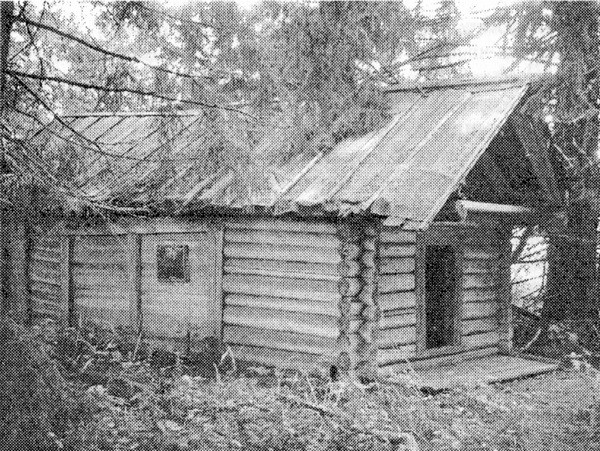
[416,369,600,451]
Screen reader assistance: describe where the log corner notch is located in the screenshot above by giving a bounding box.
[335,218,380,380]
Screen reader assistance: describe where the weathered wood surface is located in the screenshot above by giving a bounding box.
[413,355,558,391]
[225,293,339,317]
[224,243,342,264]
[223,305,338,338]
[29,234,61,319]
[221,220,343,365]
[381,346,499,373]
[72,235,128,327]
[141,232,218,341]
[223,325,336,355]
[229,344,330,371]
[223,273,340,302]
[376,344,417,366]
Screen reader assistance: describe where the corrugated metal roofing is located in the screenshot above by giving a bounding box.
[30,78,529,229]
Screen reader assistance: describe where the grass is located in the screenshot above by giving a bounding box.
[1,318,599,450]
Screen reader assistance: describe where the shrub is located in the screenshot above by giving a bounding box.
[0,319,93,450]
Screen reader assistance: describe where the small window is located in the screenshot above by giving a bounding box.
[157,244,190,283]
[425,245,458,349]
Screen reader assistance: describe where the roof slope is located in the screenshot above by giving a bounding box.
[30,78,529,229]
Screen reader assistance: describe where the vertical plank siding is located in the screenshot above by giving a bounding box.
[222,219,342,370]
[140,232,217,349]
[72,235,128,327]
[375,227,418,367]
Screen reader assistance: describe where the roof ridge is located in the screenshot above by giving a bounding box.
[384,75,536,92]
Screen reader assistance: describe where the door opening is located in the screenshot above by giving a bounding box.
[425,245,458,349]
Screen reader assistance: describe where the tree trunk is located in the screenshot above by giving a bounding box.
[544,201,598,321]
[542,3,600,323]
[0,1,13,317]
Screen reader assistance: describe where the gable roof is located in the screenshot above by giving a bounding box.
[30,77,530,229]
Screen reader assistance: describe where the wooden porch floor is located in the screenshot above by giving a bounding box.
[411,355,559,391]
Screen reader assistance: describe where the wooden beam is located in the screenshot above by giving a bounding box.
[497,229,513,353]
[59,235,72,326]
[212,226,224,338]
[455,200,534,220]
[126,233,141,332]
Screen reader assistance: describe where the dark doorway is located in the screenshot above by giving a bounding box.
[425,245,458,349]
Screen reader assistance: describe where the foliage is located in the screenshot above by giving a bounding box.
[0,318,94,450]
[1,1,468,207]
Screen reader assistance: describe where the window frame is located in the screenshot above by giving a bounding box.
[156,242,191,284]
[415,225,465,357]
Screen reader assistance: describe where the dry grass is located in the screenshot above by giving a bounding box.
[2,318,599,450]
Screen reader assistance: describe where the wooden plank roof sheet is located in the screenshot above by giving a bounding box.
[33,78,529,227]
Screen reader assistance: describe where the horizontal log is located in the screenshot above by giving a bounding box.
[378,274,415,294]
[223,325,336,355]
[463,317,498,335]
[224,243,341,265]
[227,218,336,235]
[29,275,60,287]
[379,229,416,244]
[462,330,499,349]
[376,344,417,366]
[379,244,416,258]
[378,327,417,348]
[224,264,340,282]
[379,312,416,330]
[29,264,60,281]
[377,290,417,311]
[30,280,59,297]
[223,305,339,338]
[228,344,330,371]
[379,257,415,275]
[463,302,498,320]
[224,294,339,317]
[462,288,497,303]
[227,258,339,278]
[72,266,126,281]
[223,273,340,303]
[73,304,130,326]
[30,254,60,266]
[463,273,497,289]
[463,261,498,275]
[224,229,340,249]
[463,247,500,260]
[74,291,128,306]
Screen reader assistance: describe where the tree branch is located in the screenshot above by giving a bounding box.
[7,69,255,117]
[15,15,216,82]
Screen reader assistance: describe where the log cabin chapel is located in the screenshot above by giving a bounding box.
[2,77,560,384]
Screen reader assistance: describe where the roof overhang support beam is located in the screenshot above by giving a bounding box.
[455,200,534,222]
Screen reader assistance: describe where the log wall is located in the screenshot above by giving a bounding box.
[375,228,417,367]
[221,218,343,371]
[376,223,508,372]
[72,234,129,327]
[461,230,502,351]
[28,233,62,320]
